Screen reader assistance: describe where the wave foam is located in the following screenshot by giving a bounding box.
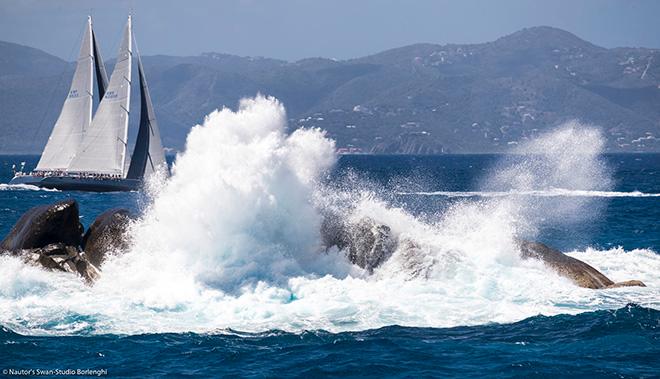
[0,245,656,336]
[0,102,656,336]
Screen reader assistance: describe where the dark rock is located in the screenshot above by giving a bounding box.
[0,199,83,251]
[82,208,132,268]
[320,210,647,288]
[321,213,397,273]
[320,211,350,250]
[21,243,99,284]
[0,200,100,283]
[518,240,646,289]
[347,217,397,273]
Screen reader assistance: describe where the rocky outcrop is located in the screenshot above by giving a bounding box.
[0,199,83,251]
[321,213,397,273]
[82,208,132,267]
[20,243,100,283]
[0,200,131,284]
[320,211,350,251]
[320,212,646,289]
[346,218,397,273]
[518,240,646,289]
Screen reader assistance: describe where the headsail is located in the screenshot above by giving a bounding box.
[126,54,167,180]
[35,16,94,172]
[68,16,132,176]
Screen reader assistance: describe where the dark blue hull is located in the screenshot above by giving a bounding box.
[9,175,140,192]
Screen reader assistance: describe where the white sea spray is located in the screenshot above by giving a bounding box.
[0,99,657,336]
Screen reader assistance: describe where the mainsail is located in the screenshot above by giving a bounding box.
[126,54,167,179]
[68,16,132,176]
[35,17,95,171]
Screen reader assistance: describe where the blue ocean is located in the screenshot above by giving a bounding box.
[0,102,659,378]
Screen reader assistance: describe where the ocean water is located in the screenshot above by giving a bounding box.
[0,97,659,377]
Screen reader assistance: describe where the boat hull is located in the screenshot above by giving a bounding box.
[9,175,141,192]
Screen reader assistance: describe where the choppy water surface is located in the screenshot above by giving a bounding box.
[0,98,658,377]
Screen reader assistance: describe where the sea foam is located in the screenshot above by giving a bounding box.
[0,98,657,336]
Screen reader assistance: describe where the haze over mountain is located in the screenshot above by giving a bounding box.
[1,26,658,154]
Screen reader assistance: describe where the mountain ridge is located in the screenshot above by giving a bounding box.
[0,26,658,154]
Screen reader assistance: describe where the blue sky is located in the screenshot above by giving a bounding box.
[1,0,658,61]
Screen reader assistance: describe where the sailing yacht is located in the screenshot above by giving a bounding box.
[10,16,167,192]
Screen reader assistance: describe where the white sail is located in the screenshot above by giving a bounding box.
[68,16,132,176]
[35,17,94,171]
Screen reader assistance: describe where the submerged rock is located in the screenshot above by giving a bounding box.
[0,199,83,251]
[82,208,132,268]
[518,240,646,289]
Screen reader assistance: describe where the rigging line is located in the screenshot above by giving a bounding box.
[147,152,154,171]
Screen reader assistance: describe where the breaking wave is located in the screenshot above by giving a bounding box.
[0,99,657,336]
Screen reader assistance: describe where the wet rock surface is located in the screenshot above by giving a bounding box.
[321,212,646,289]
[518,240,646,289]
[321,213,397,273]
[1,200,647,289]
[20,243,100,283]
[0,199,83,251]
[346,217,397,273]
[82,208,132,268]
[0,200,131,284]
